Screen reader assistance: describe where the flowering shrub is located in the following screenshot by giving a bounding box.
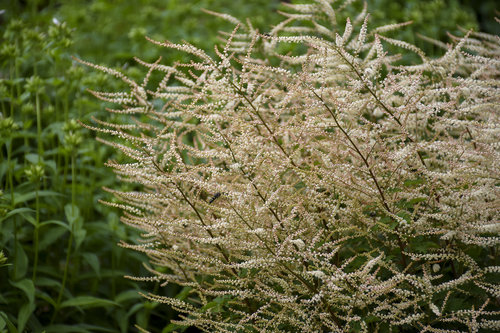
[81,1,500,331]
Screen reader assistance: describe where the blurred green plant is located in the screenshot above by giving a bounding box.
[0,6,180,333]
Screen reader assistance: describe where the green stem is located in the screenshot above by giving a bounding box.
[9,59,14,118]
[6,139,14,205]
[72,154,76,208]
[51,231,73,324]
[51,153,76,323]
[36,93,42,160]
[32,184,40,281]
[69,153,79,288]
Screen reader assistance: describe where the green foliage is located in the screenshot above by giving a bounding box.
[0,5,179,333]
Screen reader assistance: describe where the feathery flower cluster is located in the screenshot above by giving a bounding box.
[80,1,499,331]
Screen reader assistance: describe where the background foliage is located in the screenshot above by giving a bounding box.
[0,0,496,332]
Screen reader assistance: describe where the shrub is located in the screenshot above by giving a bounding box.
[81,0,500,331]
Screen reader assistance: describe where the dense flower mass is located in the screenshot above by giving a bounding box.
[81,0,500,331]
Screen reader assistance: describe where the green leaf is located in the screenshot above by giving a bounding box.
[176,286,192,301]
[44,324,92,333]
[64,204,80,228]
[36,291,57,307]
[11,242,28,280]
[201,301,218,312]
[162,323,188,333]
[39,226,68,251]
[60,296,119,309]
[0,313,5,331]
[13,190,62,206]
[408,197,426,205]
[403,178,424,187]
[74,229,87,250]
[126,303,144,318]
[0,311,17,333]
[82,253,100,278]
[0,208,35,224]
[10,279,35,305]
[115,290,141,304]
[40,220,71,231]
[24,153,41,165]
[35,277,61,289]
[17,303,35,333]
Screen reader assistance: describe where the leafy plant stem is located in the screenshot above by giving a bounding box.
[32,182,40,282]
[36,93,42,161]
[51,153,76,323]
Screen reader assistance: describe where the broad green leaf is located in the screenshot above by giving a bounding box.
[162,323,188,333]
[64,204,80,228]
[116,308,129,333]
[39,220,70,231]
[11,242,28,280]
[13,190,62,206]
[60,296,119,309]
[0,313,5,331]
[74,229,87,250]
[176,286,192,301]
[82,252,100,278]
[36,277,62,289]
[36,291,57,307]
[17,303,35,333]
[24,154,41,165]
[39,226,68,251]
[115,289,141,304]
[126,303,144,318]
[0,311,17,333]
[0,208,35,224]
[10,279,35,305]
[201,301,218,312]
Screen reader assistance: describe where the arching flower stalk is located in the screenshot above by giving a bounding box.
[79,1,499,331]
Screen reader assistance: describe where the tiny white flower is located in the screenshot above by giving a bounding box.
[373,107,384,117]
[308,270,326,279]
[252,228,265,234]
[441,231,456,240]
[432,263,440,273]
[430,303,441,316]
[290,239,305,250]
[338,64,350,71]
